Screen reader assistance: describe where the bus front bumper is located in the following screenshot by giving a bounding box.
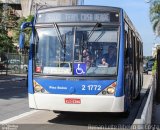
[29,93,125,112]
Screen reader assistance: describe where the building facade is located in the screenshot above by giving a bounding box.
[152,43,160,57]
[21,0,84,17]
[0,0,84,18]
[0,0,22,17]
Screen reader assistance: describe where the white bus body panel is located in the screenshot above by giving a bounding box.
[29,93,124,112]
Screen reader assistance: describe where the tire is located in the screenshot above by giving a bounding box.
[53,111,69,115]
[53,111,61,114]
[146,71,148,75]
[122,110,130,117]
[123,94,131,118]
[135,92,141,100]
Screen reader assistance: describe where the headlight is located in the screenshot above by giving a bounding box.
[99,82,117,95]
[107,87,115,94]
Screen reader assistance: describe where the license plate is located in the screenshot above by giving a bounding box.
[65,98,81,104]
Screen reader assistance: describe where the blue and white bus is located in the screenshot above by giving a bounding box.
[19,6,143,114]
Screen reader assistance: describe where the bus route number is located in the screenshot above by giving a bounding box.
[82,85,101,91]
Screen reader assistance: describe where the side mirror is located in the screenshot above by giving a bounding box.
[19,32,25,49]
[21,22,32,30]
[19,22,32,49]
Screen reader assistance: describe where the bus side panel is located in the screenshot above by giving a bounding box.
[115,9,124,98]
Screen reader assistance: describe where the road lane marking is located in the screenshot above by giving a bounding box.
[0,78,26,83]
[11,78,26,81]
[0,80,10,83]
[0,110,39,124]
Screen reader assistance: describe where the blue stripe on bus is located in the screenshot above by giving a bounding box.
[28,32,34,94]
[119,9,128,111]
[115,9,124,97]
[33,78,116,95]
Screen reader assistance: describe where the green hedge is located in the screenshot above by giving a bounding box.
[152,60,157,75]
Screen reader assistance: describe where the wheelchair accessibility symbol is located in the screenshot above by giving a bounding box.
[74,63,86,75]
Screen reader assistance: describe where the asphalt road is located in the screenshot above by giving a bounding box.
[0,74,151,130]
[0,75,30,122]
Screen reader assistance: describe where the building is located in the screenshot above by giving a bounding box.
[21,0,84,17]
[0,0,22,52]
[0,0,84,50]
[0,0,22,17]
[152,43,160,57]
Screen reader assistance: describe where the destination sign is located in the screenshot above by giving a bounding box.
[37,11,119,23]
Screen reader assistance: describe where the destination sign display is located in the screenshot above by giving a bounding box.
[37,11,119,23]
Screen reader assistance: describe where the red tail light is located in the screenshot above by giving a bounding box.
[36,66,41,73]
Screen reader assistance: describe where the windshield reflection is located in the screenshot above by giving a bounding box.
[34,26,119,76]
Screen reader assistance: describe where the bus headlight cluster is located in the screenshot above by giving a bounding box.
[33,80,43,92]
[106,87,115,94]
[101,82,117,95]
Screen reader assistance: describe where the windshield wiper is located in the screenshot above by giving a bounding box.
[87,22,102,41]
[82,22,102,50]
[94,31,105,42]
[53,22,65,48]
[53,22,67,61]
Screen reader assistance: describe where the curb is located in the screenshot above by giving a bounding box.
[132,77,154,129]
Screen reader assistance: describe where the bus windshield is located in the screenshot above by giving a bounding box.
[34,25,119,76]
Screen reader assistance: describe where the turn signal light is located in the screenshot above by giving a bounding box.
[99,82,117,95]
[33,80,43,92]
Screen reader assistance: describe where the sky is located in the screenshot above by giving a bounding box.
[84,0,160,56]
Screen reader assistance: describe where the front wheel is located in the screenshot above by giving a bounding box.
[135,92,141,100]
[122,110,130,117]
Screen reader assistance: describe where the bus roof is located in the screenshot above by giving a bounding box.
[37,5,121,14]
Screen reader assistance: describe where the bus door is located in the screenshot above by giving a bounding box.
[131,32,136,99]
[133,37,139,98]
[124,25,133,103]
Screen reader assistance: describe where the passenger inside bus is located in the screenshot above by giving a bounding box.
[101,58,109,66]
[102,45,117,67]
[82,49,93,68]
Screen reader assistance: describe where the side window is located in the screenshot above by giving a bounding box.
[129,31,133,65]
[124,22,128,60]
[125,27,132,66]
[125,30,128,59]
[135,38,139,72]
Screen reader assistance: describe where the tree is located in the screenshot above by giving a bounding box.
[150,0,160,36]
[0,28,14,53]
[0,5,16,53]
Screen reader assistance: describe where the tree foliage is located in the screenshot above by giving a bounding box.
[150,0,160,36]
[0,3,33,53]
[0,28,14,53]
[0,5,16,53]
